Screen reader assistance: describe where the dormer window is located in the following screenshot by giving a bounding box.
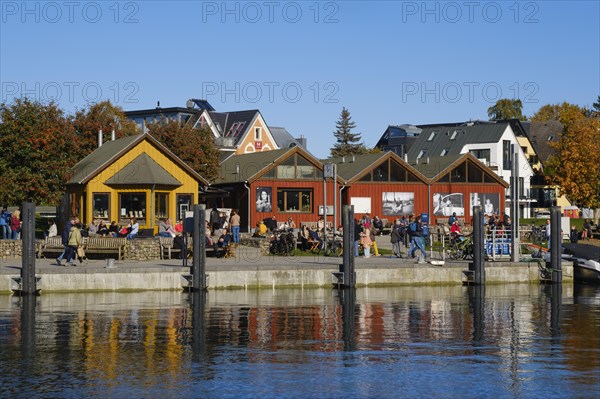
[417,149,427,159]
[427,131,437,141]
[440,148,449,156]
[450,130,459,140]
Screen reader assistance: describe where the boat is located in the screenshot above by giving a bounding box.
[562,243,600,284]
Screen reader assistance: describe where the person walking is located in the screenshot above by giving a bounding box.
[409,215,427,264]
[390,219,404,258]
[65,221,82,266]
[0,207,11,240]
[56,217,74,266]
[10,210,21,240]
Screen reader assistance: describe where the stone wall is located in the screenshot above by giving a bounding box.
[240,236,271,255]
[123,238,162,261]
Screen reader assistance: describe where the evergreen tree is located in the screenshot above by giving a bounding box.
[330,107,366,157]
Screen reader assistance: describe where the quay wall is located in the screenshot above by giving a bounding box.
[0,261,573,293]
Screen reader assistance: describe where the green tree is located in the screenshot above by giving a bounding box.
[0,98,80,205]
[146,120,221,181]
[487,99,526,121]
[330,107,366,157]
[72,100,139,159]
[544,106,600,208]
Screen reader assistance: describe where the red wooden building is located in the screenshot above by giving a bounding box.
[213,147,339,231]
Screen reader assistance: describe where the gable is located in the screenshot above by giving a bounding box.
[356,157,423,183]
[104,153,182,186]
[433,157,508,187]
[236,113,279,154]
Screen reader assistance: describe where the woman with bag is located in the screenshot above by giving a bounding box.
[65,222,82,267]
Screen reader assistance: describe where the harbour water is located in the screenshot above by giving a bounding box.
[0,284,599,398]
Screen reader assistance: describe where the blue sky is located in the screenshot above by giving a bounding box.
[1,1,598,158]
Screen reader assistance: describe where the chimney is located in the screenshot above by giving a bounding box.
[342,156,345,163]
[426,157,430,164]
[404,154,408,162]
[111,129,116,141]
[98,129,103,147]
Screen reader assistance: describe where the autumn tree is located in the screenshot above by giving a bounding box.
[530,102,587,124]
[543,106,600,208]
[487,99,526,121]
[330,107,367,157]
[146,120,221,182]
[0,98,80,205]
[72,100,138,159]
[592,95,600,117]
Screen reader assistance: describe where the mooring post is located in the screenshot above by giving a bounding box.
[550,283,562,336]
[191,204,207,291]
[510,145,520,262]
[21,202,37,295]
[21,294,36,359]
[472,206,485,285]
[342,205,355,288]
[340,287,356,351]
[191,289,207,361]
[468,285,485,342]
[550,206,562,284]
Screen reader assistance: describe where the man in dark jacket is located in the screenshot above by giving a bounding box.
[390,219,404,258]
[209,206,220,234]
[353,219,362,257]
[56,217,75,266]
[408,215,427,264]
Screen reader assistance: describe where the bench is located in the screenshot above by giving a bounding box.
[84,237,127,260]
[40,236,64,258]
[158,236,203,259]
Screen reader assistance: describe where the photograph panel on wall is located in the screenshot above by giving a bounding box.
[382,192,414,216]
[470,193,500,216]
[433,193,464,217]
[256,187,273,212]
[350,197,371,214]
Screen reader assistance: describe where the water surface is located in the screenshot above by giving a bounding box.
[0,284,598,398]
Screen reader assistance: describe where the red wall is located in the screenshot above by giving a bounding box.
[251,179,336,227]
[430,183,506,225]
[346,183,429,221]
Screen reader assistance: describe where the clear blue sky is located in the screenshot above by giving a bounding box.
[1,1,598,158]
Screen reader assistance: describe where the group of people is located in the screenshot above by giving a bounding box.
[388,214,428,263]
[252,215,296,238]
[0,206,21,240]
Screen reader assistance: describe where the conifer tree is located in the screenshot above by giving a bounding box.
[330,107,366,157]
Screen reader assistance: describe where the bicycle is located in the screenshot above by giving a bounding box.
[446,234,473,260]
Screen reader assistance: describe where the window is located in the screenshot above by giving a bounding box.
[502,140,511,170]
[450,162,466,182]
[277,189,313,212]
[469,149,491,164]
[519,177,525,198]
[119,192,147,225]
[417,149,427,159]
[389,161,407,182]
[440,148,450,156]
[467,161,483,182]
[373,162,389,181]
[547,135,554,141]
[155,193,168,220]
[275,154,320,180]
[176,194,192,222]
[427,131,436,141]
[450,130,458,140]
[255,127,261,140]
[92,193,110,220]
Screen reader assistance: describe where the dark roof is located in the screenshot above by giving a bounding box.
[375,124,422,147]
[406,123,509,161]
[321,152,429,184]
[209,110,259,146]
[524,120,563,164]
[68,133,208,186]
[68,134,142,185]
[125,107,200,117]
[269,127,304,149]
[215,147,324,184]
[105,153,182,186]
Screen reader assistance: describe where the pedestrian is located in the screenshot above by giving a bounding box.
[390,219,404,258]
[353,219,362,257]
[56,217,74,266]
[0,206,11,239]
[569,225,579,243]
[408,215,427,264]
[230,210,241,244]
[65,220,82,266]
[210,206,220,234]
[10,210,21,240]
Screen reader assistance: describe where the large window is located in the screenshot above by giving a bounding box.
[92,193,110,220]
[272,154,322,180]
[155,193,168,220]
[469,149,491,164]
[119,192,146,224]
[503,140,511,170]
[277,189,313,213]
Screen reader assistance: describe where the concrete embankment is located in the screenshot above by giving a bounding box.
[0,246,573,293]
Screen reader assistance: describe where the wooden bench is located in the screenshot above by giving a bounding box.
[158,236,201,259]
[40,236,64,258]
[84,237,127,260]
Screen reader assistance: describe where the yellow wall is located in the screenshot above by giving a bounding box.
[81,140,199,229]
[236,117,277,154]
[516,136,542,171]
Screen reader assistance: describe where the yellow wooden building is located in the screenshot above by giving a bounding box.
[66,133,208,232]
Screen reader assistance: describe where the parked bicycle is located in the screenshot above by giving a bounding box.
[446,234,473,260]
[269,232,296,256]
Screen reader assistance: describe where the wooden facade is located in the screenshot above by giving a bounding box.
[66,134,207,232]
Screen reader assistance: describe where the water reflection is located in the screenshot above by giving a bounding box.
[0,285,598,398]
